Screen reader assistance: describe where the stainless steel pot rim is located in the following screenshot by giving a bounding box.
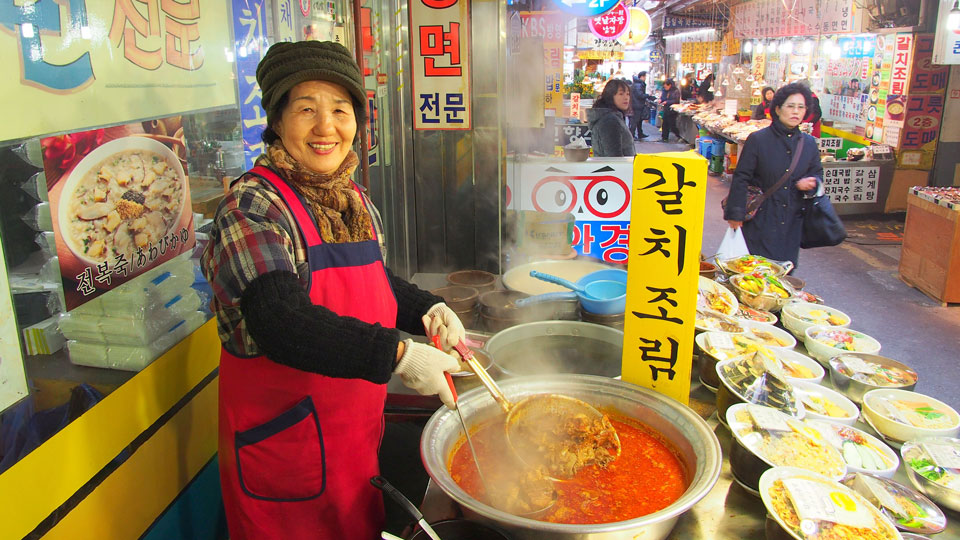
[421,374,723,533]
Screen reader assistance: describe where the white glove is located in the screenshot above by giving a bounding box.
[422,302,466,351]
[394,339,461,409]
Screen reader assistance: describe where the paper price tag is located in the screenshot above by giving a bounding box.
[839,355,876,374]
[922,443,960,470]
[707,333,736,351]
[783,478,877,530]
[852,473,907,518]
[749,406,792,432]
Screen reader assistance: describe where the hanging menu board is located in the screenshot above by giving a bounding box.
[410,0,472,130]
[822,165,881,204]
[732,0,855,39]
[0,229,29,412]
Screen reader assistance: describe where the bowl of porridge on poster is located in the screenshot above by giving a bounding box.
[52,136,192,289]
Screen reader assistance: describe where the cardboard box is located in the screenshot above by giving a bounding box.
[884,168,930,213]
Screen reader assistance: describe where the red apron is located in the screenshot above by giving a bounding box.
[219,166,397,540]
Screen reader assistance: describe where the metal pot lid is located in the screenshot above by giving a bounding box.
[840,472,947,534]
[716,351,802,418]
[727,404,845,480]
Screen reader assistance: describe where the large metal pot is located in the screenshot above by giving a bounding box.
[484,321,623,378]
[420,375,722,540]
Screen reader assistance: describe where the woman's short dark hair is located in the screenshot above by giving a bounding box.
[664,78,675,87]
[761,86,775,102]
[595,79,631,109]
[771,83,812,118]
[261,91,365,145]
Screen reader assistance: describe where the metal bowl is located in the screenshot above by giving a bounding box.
[485,321,623,378]
[828,353,918,405]
[901,437,960,513]
[728,274,794,313]
[419,375,722,540]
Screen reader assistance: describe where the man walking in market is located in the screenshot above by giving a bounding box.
[630,72,650,140]
[659,78,685,143]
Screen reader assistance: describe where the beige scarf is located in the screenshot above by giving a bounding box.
[258,142,372,244]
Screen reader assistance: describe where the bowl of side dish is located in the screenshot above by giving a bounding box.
[793,381,860,426]
[803,326,881,365]
[780,302,851,341]
[829,353,919,405]
[862,389,960,444]
[901,436,960,513]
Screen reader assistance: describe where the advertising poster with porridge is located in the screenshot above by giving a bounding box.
[41,116,195,310]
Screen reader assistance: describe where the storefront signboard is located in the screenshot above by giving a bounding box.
[732,0,854,39]
[681,41,722,64]
[273,0,297,42]
[233,0,270,170]
[908,34,950,94]
[625,8,652,47]
[0,229,29,413]
[933,0,960,64]
[576,34,625,60]
[890,33,914,98]
[588,2,628,41]
[898,94,943,169]
[520,12,564,115]
[570,93,582,119]
[0,0,235,144]
[506,158,633,263]
[40,117,196,310]
[822,165,880,204]
[409,0,471,130]
[622,152,707,405]
[819,137,844,152]
[663,15,713,29]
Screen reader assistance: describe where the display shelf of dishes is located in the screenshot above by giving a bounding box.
[909,186,960,212]
[697,251,960,533]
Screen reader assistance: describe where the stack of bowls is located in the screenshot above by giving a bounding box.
[430,285,479,329]
[447,270,497,293]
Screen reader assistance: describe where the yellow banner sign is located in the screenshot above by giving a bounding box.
[621,152,708,404]
[1,0,236,143]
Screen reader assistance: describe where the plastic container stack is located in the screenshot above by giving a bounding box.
[60,254,207,371]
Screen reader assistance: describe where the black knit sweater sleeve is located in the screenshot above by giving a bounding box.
[240,270,399,383]
[385,267,444,335]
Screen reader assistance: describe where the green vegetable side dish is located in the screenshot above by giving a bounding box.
[909,457,946,482]
[914,407,945,421]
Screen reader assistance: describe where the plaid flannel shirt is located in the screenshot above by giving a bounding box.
[201,168,388,356]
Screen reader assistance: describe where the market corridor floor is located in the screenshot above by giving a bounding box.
[703,174,960,413]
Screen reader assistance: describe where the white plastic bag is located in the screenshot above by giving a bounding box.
[716,227,750,261]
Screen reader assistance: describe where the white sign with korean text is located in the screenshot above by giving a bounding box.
[822,165,880,204]
[732,0,854,39]
[933,0,960,65]
[410,0,472,130]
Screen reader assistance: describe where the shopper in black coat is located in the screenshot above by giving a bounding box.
[629,72,650,140]
[587,79,637,157]
[723,83,824,267]
[658,79,683,142]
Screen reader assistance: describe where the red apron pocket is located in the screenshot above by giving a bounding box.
[235,396,326,502]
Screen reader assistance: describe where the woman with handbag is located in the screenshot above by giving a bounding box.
[723,83,824,268]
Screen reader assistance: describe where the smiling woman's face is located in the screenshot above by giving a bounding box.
[275,80,357,175]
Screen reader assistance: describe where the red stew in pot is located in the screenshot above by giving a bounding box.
[447,414,687,524]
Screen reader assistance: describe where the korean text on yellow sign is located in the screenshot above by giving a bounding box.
[409,0,472,130]
[621,152,707,405]
[1,0,236,143]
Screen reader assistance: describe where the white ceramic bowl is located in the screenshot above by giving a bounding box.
[743,321,796,350]
[793,381,860,426]
[772,348,824,385]
[781,302,851,340]
[806,419,900,478]
[803,325,881,365]
[862,389,960,444]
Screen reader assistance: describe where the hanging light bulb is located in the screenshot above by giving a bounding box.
[735,82,744,91]
[768,41,778,53]
[733,65,744,74]
[675,52,682,61]
[752,88,762,96]
[949,0,960,30]
[803,39,813,54]
[746,73,755,81]
[744,40,753,54]
[722,77,730,86]
[830,46,841,60]
[751,80,761,89]
[714,87,723,98]
[708,85,716,92]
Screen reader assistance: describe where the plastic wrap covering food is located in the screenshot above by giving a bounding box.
[841,472,947,535]
[59,289,204,346]
[761,467,902,540]
[717,351,802,417]
[65,310,207,371]
[65,255,195,318]
[23,202,52,231]
[728,404,846,479]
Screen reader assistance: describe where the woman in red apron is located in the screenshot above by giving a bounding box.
[201,41,466,539]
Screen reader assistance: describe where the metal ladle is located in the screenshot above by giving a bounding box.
[450,338,621,481]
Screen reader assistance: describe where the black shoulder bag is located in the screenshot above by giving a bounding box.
[721,136,805,221]
[801,187,847,248]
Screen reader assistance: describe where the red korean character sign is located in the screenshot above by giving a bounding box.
[410,0,471,130]
[588,1,629,41]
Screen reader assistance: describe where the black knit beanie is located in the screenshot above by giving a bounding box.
[257,41,367,125]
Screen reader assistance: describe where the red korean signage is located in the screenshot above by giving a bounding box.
[409,0,471,129]
[589,1,629,41]
[890,33,913,97]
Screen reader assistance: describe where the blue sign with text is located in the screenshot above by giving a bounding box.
[551,0,619,18]
[232,0,270,170]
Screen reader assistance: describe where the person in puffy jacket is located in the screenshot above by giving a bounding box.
[587,79,636,157]
[629,72,650,140]
[658,79,684,143]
